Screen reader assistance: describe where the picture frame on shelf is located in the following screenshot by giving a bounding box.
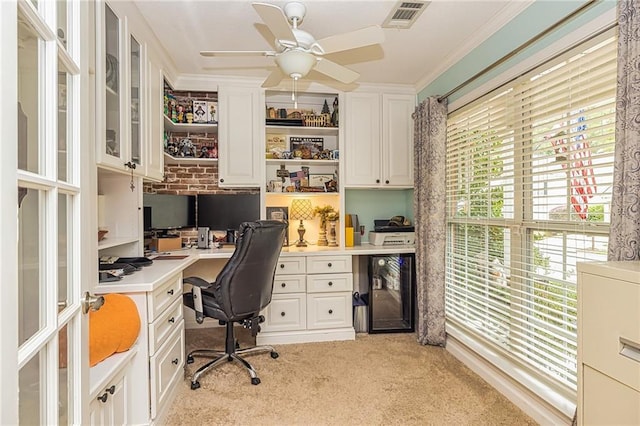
[266,134,287,158]
[290,136,323,159]
[266,206,289,246]
[192,100,207,123]
[309,174,334,188]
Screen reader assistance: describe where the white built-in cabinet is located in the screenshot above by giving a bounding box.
[146,57,165,181]
[577,261,640,425]
[89,365,130,425]
[217,85,263,187]
[258,254,355,345]
[96,1,164,181]
[344,92,415,188]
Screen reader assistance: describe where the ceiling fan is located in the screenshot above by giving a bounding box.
[200,2,385,90]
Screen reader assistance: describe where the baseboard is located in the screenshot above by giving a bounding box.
[446,336,572,425]
[256,328,356,345]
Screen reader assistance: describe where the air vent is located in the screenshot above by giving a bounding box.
[382,1,429,29]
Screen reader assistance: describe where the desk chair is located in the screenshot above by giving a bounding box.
[183,220,287,389]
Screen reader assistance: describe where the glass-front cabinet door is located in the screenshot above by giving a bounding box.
[97,2,123,170]
[130,35,142,169]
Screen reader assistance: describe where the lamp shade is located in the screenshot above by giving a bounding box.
[276,50,317,79]
[290,199,314,221]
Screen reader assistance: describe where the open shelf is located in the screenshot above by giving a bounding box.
[163,152,217,164]
[164,115,217,133]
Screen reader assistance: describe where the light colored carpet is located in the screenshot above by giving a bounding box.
[165,327,537,426]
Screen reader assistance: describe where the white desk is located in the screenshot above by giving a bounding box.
[93,244,415,425]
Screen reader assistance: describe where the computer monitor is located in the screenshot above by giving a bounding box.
[197,193,260,231]
[143,194,196,231]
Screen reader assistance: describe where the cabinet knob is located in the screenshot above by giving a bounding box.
[328,309,333,314]
[328,281,333,286]
[97,393,108,403]
[281,283,286,288]
[172,358,179,365]
[219,178,224,183]
[376,179,380,183]
[327,262,332,267]
[168,317,175,324]
[280,312,286,317]
[280,264,285,269]
[385,180,390,184]
[106,385,116,395]
[167,289,174,296]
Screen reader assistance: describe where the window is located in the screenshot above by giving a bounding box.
[445,31,616,405]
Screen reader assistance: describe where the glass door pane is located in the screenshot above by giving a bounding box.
[57,0,68,49]
[19,354,41,425]
[105,5,121,159]
[130,36,141,165]
[18,20,41,174]
[58,66,69,181]
[18,187,42,344]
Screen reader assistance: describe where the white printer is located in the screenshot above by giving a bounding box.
[369,218,415,246]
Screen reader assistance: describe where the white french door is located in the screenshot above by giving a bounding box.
[1,0,92,424]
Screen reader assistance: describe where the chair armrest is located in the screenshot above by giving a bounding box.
[183,276,211,288]
[183,277,211,324]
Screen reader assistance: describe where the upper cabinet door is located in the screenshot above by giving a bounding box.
[145,57,164,181]
[97,3,125,170]
[382,93,415,187]
[344,92,381,186]
[129,33,144,172]
[217,85,262,187]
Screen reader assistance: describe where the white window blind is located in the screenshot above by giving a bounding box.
[445,31,617,398]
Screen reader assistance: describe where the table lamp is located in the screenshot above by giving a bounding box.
[290,198,314,247]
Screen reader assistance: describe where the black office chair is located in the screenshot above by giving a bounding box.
[183,220,287,389]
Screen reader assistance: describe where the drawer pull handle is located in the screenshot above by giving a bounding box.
[280,264,285,269]
[168,317,175,324]
[106,385,115,395]
[281,283,286,288]
[280,312,286,317]
[328,281,333,286]
[620,337,640,363]
[327,263,332,267]
[328,309,333,314]
[167,289,174,296]
[172,358,179,365]
[97,393,108,403]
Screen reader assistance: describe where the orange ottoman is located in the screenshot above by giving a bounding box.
[89,293,141,367]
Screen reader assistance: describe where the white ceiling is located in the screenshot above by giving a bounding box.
[133,0,532,90]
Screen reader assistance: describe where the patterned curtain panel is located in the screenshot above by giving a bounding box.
[609,0,640,262]
[412,97,447,346]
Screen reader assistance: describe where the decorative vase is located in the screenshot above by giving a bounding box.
[317,221,328,246]
[328,220,338,247]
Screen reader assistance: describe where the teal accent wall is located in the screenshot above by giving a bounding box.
[418,0,616,104]
[345,189,414,242]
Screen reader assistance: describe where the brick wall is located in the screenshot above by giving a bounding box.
[144,161,258,246]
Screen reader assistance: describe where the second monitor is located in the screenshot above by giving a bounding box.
[197,193,260,231]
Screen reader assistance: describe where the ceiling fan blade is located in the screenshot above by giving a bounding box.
[252,2,296,46]
[200,50,274,57]
[316,25,385,55]
[261,69,285,88]
[314,59,360,84]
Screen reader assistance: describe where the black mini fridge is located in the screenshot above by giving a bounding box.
[368,254,415,333]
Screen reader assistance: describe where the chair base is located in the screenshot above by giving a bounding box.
[186,322,278,388]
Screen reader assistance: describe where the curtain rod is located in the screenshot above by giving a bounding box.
[438,0,601,103]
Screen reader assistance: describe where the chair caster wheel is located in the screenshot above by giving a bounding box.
[251,377,261,385]
[270,351,279,359]
[186,355,194,364]
[190,381,201,390]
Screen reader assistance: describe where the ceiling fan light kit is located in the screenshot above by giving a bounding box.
[200,1,385,105]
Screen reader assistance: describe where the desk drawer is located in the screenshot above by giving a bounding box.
[150,323,184,419]
[273,274,306,294]
[262,294,306,332]
[276,256,306,275]
[307,293,351,329]
[581,273,640,392]
[148,297,183,356]
[582,365,640,425]
[306,255,352,274]
[147,272,182,323]
[307,273,352,293]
